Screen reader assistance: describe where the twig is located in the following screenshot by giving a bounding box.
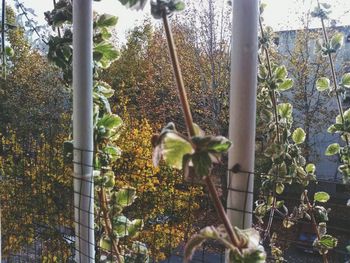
[258,16,278,241]
[317,1,349,146]
[162,10,241,248]
[98,188,123,263]
[304,190,329,263]
[162,11,195,137]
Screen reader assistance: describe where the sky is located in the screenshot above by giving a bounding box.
[11,0,350,42]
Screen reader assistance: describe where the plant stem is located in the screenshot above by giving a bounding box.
[204,176,241,247]
[162,11,195,137]
[304,190,328,263]
[98,188,123,263]
[317,1,349,146]
[259,16,278,240]
[162,10,241,248]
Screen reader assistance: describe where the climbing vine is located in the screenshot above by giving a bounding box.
[256,3,337,262]
[312,2,350,185]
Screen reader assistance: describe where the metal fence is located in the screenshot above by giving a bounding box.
[0,132,350,262]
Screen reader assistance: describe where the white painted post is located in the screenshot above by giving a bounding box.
[227,0,259,230]
[73,0,94,262]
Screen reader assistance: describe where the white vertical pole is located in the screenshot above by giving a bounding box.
[73,0,94,262]
[227,0,258,230]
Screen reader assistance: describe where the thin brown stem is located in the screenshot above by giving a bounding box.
[318,2,349,146]
[98,188,123,263]
[304,191,329,263]
[205,176,241,247]
[259,17,280,144]
[259,16,279,240]
[162,10,241,248]
[162,11,195,137]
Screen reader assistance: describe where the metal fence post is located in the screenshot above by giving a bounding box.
[73,0,95,261]
[227,0,259,230]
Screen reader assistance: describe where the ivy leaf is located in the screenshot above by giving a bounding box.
[118,0,148,10]
[5,46,14,57]
[113,215,131,238]
[97,114,123,130]
[330,33,343,51]
[161,132,194,169]
[174,1,185,11]
[128,219,144,238]
[317,234,338,249]
[325,143,340,156]
[207,136,232,153]
[277,103,293,119]
[276,183,285,194]
[274,65,287,80]
[292,128,306,144]
[114,187,137,208]
[341,73,350,88]
[95,14,118,28]
[191,152,212,177]
[103,145,121,161]
[277,79,293,91]
[305,163,316,174]
[94,81,115,98]
[94,41,119,68]
[314,192,330,203]
[316,77,330,91]
[99,236,112,251]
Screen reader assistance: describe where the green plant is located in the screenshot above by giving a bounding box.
[312,2,350,184]
[131,1,266,262]
[46,2,149,261]
[283,191,337,261]
[256,5,317,243]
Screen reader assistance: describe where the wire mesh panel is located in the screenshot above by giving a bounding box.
[0,130,350,262]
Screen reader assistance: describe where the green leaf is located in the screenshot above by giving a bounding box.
[276,183,285,194]
[118,0,148,10]
[115,187,137,207]
[330,33,343,51]
[341,73,350,88]
[5,46,14,57]
[277,103,293,119]
[325,143,340,156]
[96,14,118,28]
[318,234,338,249]
[103,145,121,161]
[94,41,119,68]
[113,215,131,237]
[98,114,122,129]
[314,192,330,203]
[292,128,306,144]
[191,152,212,177]
[305,163,316,174]
[258,65,268,80]
[207,136,232,153]
[277,79,293,91]
[275,65,287,80]
[99,237,112,251]
[174,1,185,11]
[161,132,194,169]
[128,219,143,238]
[316,77,330,91]
[104,170,115,187]
[94,81,114,98]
